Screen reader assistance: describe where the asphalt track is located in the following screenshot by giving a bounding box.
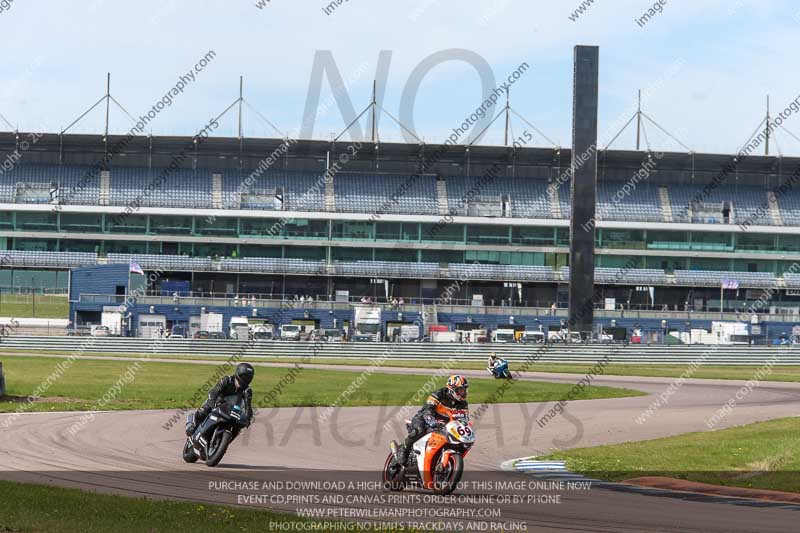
[1,357,800,531]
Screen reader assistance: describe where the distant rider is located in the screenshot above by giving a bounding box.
[487,352,501,375]
[186,362,255,436]
[392,375,469,466]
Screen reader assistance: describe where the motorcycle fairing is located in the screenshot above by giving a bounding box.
[421,432,448,489]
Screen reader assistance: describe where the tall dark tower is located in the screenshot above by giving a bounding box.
[568,45,599,335]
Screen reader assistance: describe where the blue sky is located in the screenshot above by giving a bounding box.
[1,0,799,154]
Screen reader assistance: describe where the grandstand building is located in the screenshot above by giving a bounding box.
[3,130,800,338]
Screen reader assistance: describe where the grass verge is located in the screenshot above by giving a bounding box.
[0,355,641,413]
[3,349,800,382]
[538,417,800,493]
[0,479,380,533]
[0,296,68,319]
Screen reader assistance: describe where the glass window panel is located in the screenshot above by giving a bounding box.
[59,213,103,233]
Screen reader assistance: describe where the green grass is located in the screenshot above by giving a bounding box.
[0,355,642,413]
[0,479,379,533]
[538,417,800,493]
[5,349,800,382]
[0,295,68,319]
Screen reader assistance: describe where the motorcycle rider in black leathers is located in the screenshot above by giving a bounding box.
[186,362,255,436]
[392,375,469,466]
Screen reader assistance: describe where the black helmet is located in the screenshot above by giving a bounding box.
[235,363,255,387]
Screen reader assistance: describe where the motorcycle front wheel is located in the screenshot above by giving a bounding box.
[182,439,198,463]
[433,453,464,495]
[205,430,232,467]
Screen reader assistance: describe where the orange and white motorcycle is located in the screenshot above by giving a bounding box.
[382,409,475,495]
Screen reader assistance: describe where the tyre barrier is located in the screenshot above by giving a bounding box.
[0,362,5,396]
[1,336,799,365]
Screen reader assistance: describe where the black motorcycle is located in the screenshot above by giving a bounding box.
[182,394,249,467]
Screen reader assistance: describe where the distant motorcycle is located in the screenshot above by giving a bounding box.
[183,394,249,467]
[383,410,475,495]
[489,358,513,380]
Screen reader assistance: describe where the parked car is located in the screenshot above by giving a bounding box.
[308,329,325,341]
[194,331,210,339]
[323,329,343,342]
[208,331,226,340]
[91,325,111,337]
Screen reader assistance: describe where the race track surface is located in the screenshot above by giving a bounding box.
[2,360,799,531]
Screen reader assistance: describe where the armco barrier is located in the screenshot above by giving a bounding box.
[0,337,799,365]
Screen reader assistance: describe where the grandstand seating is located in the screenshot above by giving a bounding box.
[334,173,438,215]
[107,253,212,271]
[595,184,662,222]
[220,257,327,274]
[560,267,668,285]
[674,270,776,288]
[445,176,551,218]
[446,263,558,281]
[0,250,97,268]
[667,185,767,225]
[783,272,800,288]
[3,164,800,228]
[222,170,325,211]
[0,164,100,205]
[112,167,212,209]
[778,194,800,225]
[334,260,439,278]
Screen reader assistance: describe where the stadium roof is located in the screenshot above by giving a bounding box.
[0,131,795,178]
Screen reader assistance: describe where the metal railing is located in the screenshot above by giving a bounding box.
[1,336,798,365]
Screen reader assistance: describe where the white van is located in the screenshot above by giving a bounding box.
[280,324,301,340]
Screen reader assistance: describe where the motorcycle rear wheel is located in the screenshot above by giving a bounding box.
[205,430,232,467]
[182,439,198,463]
[381,452,406,491]
[433,453,464,495]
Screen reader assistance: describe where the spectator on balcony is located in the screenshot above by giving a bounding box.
[398,297,404,309]
[550,302,556,316]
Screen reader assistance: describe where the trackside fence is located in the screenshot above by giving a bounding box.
[0,337,799,365]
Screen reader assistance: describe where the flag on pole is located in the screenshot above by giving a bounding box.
[129,262,144,275]
[721,278,739,290]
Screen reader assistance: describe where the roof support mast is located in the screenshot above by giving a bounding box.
[636,89,641,150]
[238,76,244,139]
[504,89,510,146]
[371,80,377,143]
[104,73,111,141]
[765,94,770,156]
